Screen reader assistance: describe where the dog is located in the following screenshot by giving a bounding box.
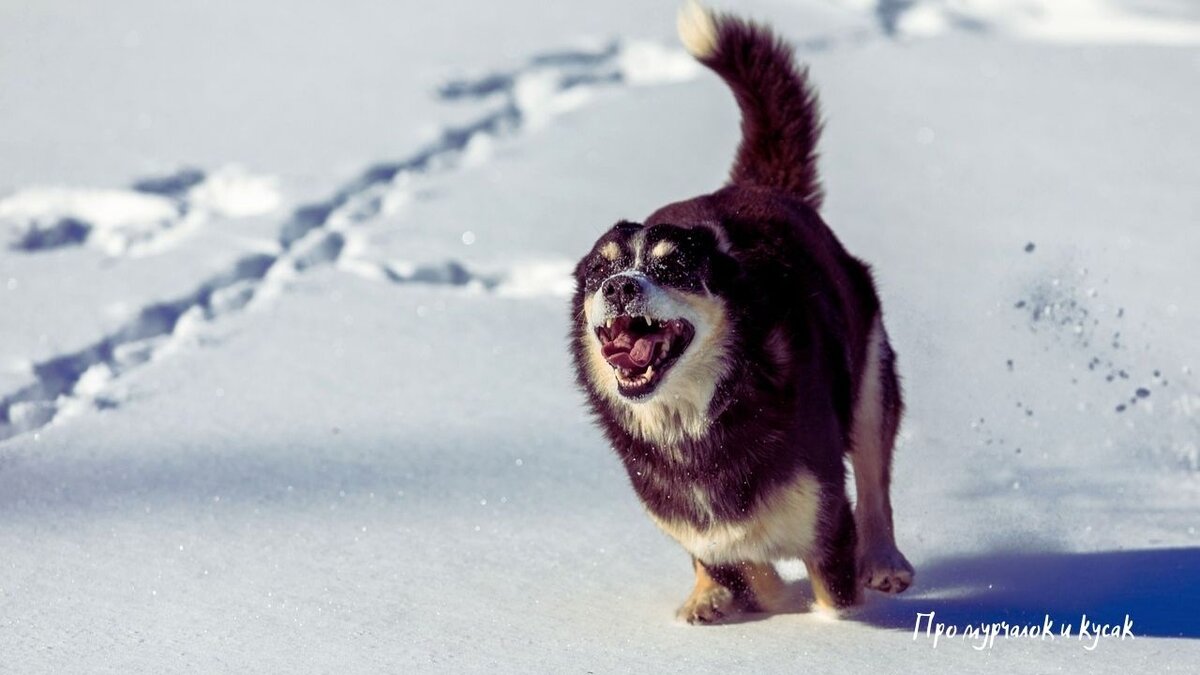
[569,2,914,624]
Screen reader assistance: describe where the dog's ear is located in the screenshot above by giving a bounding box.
[707,248,739,295]
[678,225,738,293]
[611,220,643,236]
[680,224,719,249]
[669,225,737,295]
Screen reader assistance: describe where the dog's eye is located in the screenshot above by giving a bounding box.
[589,260,607,276]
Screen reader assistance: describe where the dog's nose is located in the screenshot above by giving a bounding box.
[601,275,643,309]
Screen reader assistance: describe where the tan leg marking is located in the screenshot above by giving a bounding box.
[850,317,914,594]
[803,556,860,610]
[741,561,788,613]
[677,560,790,624]
[677,558,737,624]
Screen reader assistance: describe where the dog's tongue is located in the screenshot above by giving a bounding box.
[603,334,658,369]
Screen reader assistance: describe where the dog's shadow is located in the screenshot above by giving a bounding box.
[737,548,1200,638]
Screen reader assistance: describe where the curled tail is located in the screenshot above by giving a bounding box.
[677,1,824,210]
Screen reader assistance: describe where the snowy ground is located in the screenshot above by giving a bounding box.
[2,0,1199,671]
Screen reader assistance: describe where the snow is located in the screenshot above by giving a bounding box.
[185,166,283,219]
[886,0,1200,43]
[832,0,1200,42]
[0,166,280,257]
[2,0,1199,671]
[0,187,182,255]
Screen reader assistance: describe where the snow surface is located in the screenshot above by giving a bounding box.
[1,0,1198,671]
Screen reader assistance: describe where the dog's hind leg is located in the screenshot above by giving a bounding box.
[803,497,860,609]
[849,316,914,594]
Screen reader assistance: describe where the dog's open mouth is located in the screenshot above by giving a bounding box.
[595,315,695,398]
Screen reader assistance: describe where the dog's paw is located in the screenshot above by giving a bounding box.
[676,585,737,625]
[859,545,914,594]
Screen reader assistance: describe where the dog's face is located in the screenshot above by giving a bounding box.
[574,221,736,406]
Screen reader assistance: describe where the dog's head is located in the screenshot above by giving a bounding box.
[573,219,737,411]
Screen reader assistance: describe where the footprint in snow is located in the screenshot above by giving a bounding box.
[0,165,281,256]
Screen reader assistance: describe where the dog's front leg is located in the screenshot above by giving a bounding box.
[676,557,786,624]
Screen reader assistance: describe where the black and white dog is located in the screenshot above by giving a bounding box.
[570,2,914,623]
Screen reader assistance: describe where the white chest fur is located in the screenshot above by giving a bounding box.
[646,471,822,565]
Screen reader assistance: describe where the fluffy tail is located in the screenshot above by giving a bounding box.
[677,1,824,209]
